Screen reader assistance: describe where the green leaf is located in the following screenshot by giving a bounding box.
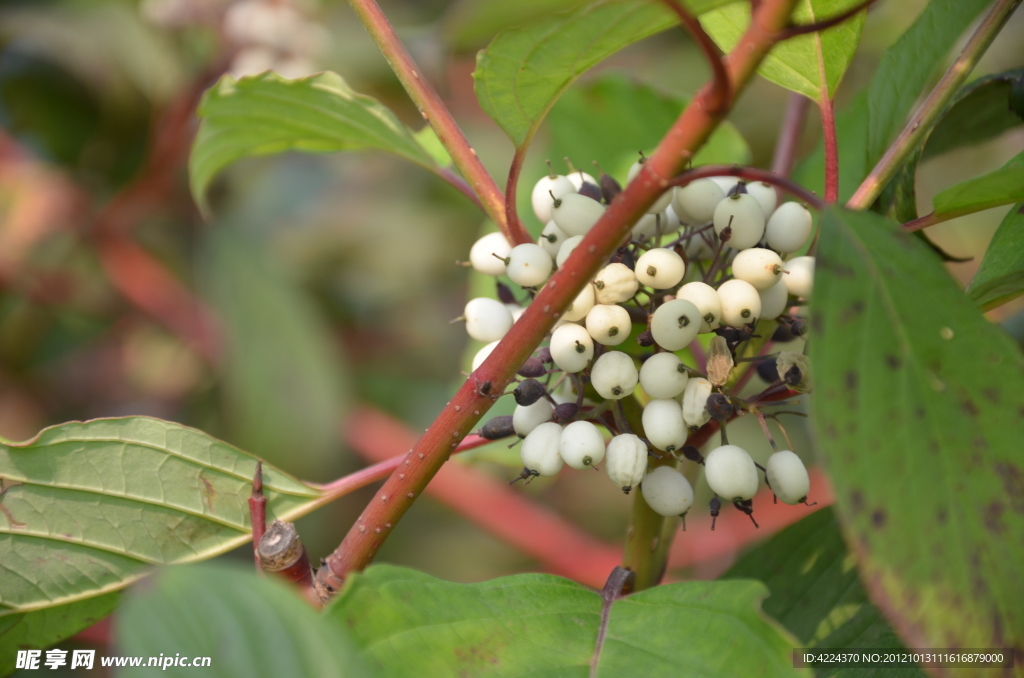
[116,563,370,677]
[928,154,1024,225]
[200,227,350,480]
[189,71,438,214]
[723,509,927,678]
[443,0,588,50]
[327,564,805,677]
[967,203,1024,311]
[700,0,865,102]
[472,0,735,149]
[0,417,323,621]
[922,70,1024,161]
[811,207,1024,653]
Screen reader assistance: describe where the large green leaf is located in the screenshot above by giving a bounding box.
[327,564,806,677]
[472,0,735,149]
[967,203,1024,311]
[189,71,438,214]
[723,509,926,678]
[922,70,1024,161]
[0,417,323,626]
[928,154,1024,226]
[810,207,1024,653]
[117,563,370,677]
[701,0,865,102]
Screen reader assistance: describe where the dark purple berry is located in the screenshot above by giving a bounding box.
[518,357,546,378]
[480,415,515,440]
[552,402,579,422]
[496,282,517,305]
[578,182,603,202]
[513,378,546,406]
[600,173,621,204]
[705,393,735,420]
[536,347,553,364]
[756,357,780,383]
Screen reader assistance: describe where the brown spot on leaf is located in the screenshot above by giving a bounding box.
[200,476,216,513]
[849,490,864,514]
[915,407,926,419]
[937,508,947,524]
[832,263,856,278]
[845,372,858,389]
[994,463,1024,514]
[982,387,1000,403]
[885,354,900,369]
[962,400,979,417]
[872,509,887,528]
[984,502,1007,534]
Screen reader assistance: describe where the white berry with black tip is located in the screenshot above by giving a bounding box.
[551,192,605,237]
[593,263,638,305]
[758,279,789,319]
[639,352,689,399]
[464,298,513,343]
[635,248,685,289]
[714,194,765,250]
[677,281,721,333]
[538,221,568,258]
[556,235,584,268]
[559,420,606,470]
[628,159,672,214]
[591,351,638,399]
[704,444,759,501]
[471,340,500,371]
[732,248,784,291]
[586,304,631,346]
[505,243,553,288]
[783,256,814,299]
[672,179,726,225]
[681,377,712,429]
[606,434,648,493]
[650,298,701,351]
[642,399,687,453]
[744,181,777,218]
[766,450,810,505]
[550,323,594,373]
[766,202,813,253]
[469,232,512,276]
[521,422,564,476]
[513,399,554,437]
[532,173,575,225]
[641,466,694,517]
[562,283,596,322]
[717,278,762,328]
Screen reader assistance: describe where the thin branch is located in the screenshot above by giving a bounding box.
[437,167,485,211]
[847,0,1020,211]
[776,0,878,40]
[313,0,802,598]
[248,462,265,570]
[668,164,824,209]
[771,94,811,180]
[815,28,839,204]
[345,0,526,243]
[660,0,731,113]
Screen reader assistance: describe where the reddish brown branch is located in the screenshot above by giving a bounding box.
[772,94,811,180]
[505,147,528,244]
[668,165,823,209]
[661,0,731,113]
[776,0,878,39]
[819,96,839,204]
[249,461,266,570]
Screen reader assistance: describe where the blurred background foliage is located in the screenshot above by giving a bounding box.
[0,0,1022,591]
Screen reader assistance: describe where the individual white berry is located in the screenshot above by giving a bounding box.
[744,181,777,218]
[538,221,569,259]
[471,340,500,371]
[521,422,564,476]
[641,466,694,517]
[672,178,726,224]
[551,193,605,237]
[676,281,722,333]
[662,204,686,234]
[765,202,813,253]
[765,450,810,505]
[681,377,712,429]
[590,351,638,399]
[758,279,790,320]
[464,298,513,343]
[635,248,685,289]
[549,323,594,373]
[631,212,669,241]
[783,256,814,298]
[532,173,575,225]
[513,398,554,437]
[505,243,553,287]
[556,235,585,268]
[650,298,701,351]
[704,444,759,501]
[642,399,687,453]
[714,194,765,250]
[606,434,649,493]
[469,232,512,276]
[684,229,716,261]
[566,169,597,191]
[709,175,741,195]
[585,304,631,346]
[593,263,639,305]
[717,279,762,328]
[731,248,784,291]
[639,352,689,399]
[628,159,672,213]
[559,420,606,470]
[562,283,596,322]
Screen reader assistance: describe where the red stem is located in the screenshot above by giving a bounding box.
[668,165,823,209]
[818,93,839,205]
[771,94,810,180]
[248,461,266,569]
[776,0,878,39]
[505,147,528,244]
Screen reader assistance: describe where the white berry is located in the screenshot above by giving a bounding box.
[556,235,585,268]
[717,278,762,328]
[783,256,814,299]
[758,279,789,319]
[672,178,726,225]
[513,399,554,437]
[531,173,575,225]
[562,283,596,322]
[641,466,694,517]
[549,323,594,373]
[593,263,638,305]
[650,298,701,351]
[639,352,689,399]
[552,193,605,237]
[744,181,777,218]
[635,248,685,289]
[506,243,553,287]
[704,444,759,501]
[591,351,638,399]
[464,298,513,343]
[538,220,569,259]
[521,422,564,476]
[681,377,712,429]
[714,194,765,250]
[766,202,813,253]
[631,212,669,241]
[606,434,649,493]
[628,159,672,214]
[471,340,500,371]
[766,450,810,505]
[566,170,598,190]
[731,248,784,291]
[676,281,722,333]
[642,399,687,453]
[559,420,606,470]
[469,232,512,276]
[585,304,631,346]
[709,175,741,196]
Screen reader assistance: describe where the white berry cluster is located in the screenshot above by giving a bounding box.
[463,160,815,526]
